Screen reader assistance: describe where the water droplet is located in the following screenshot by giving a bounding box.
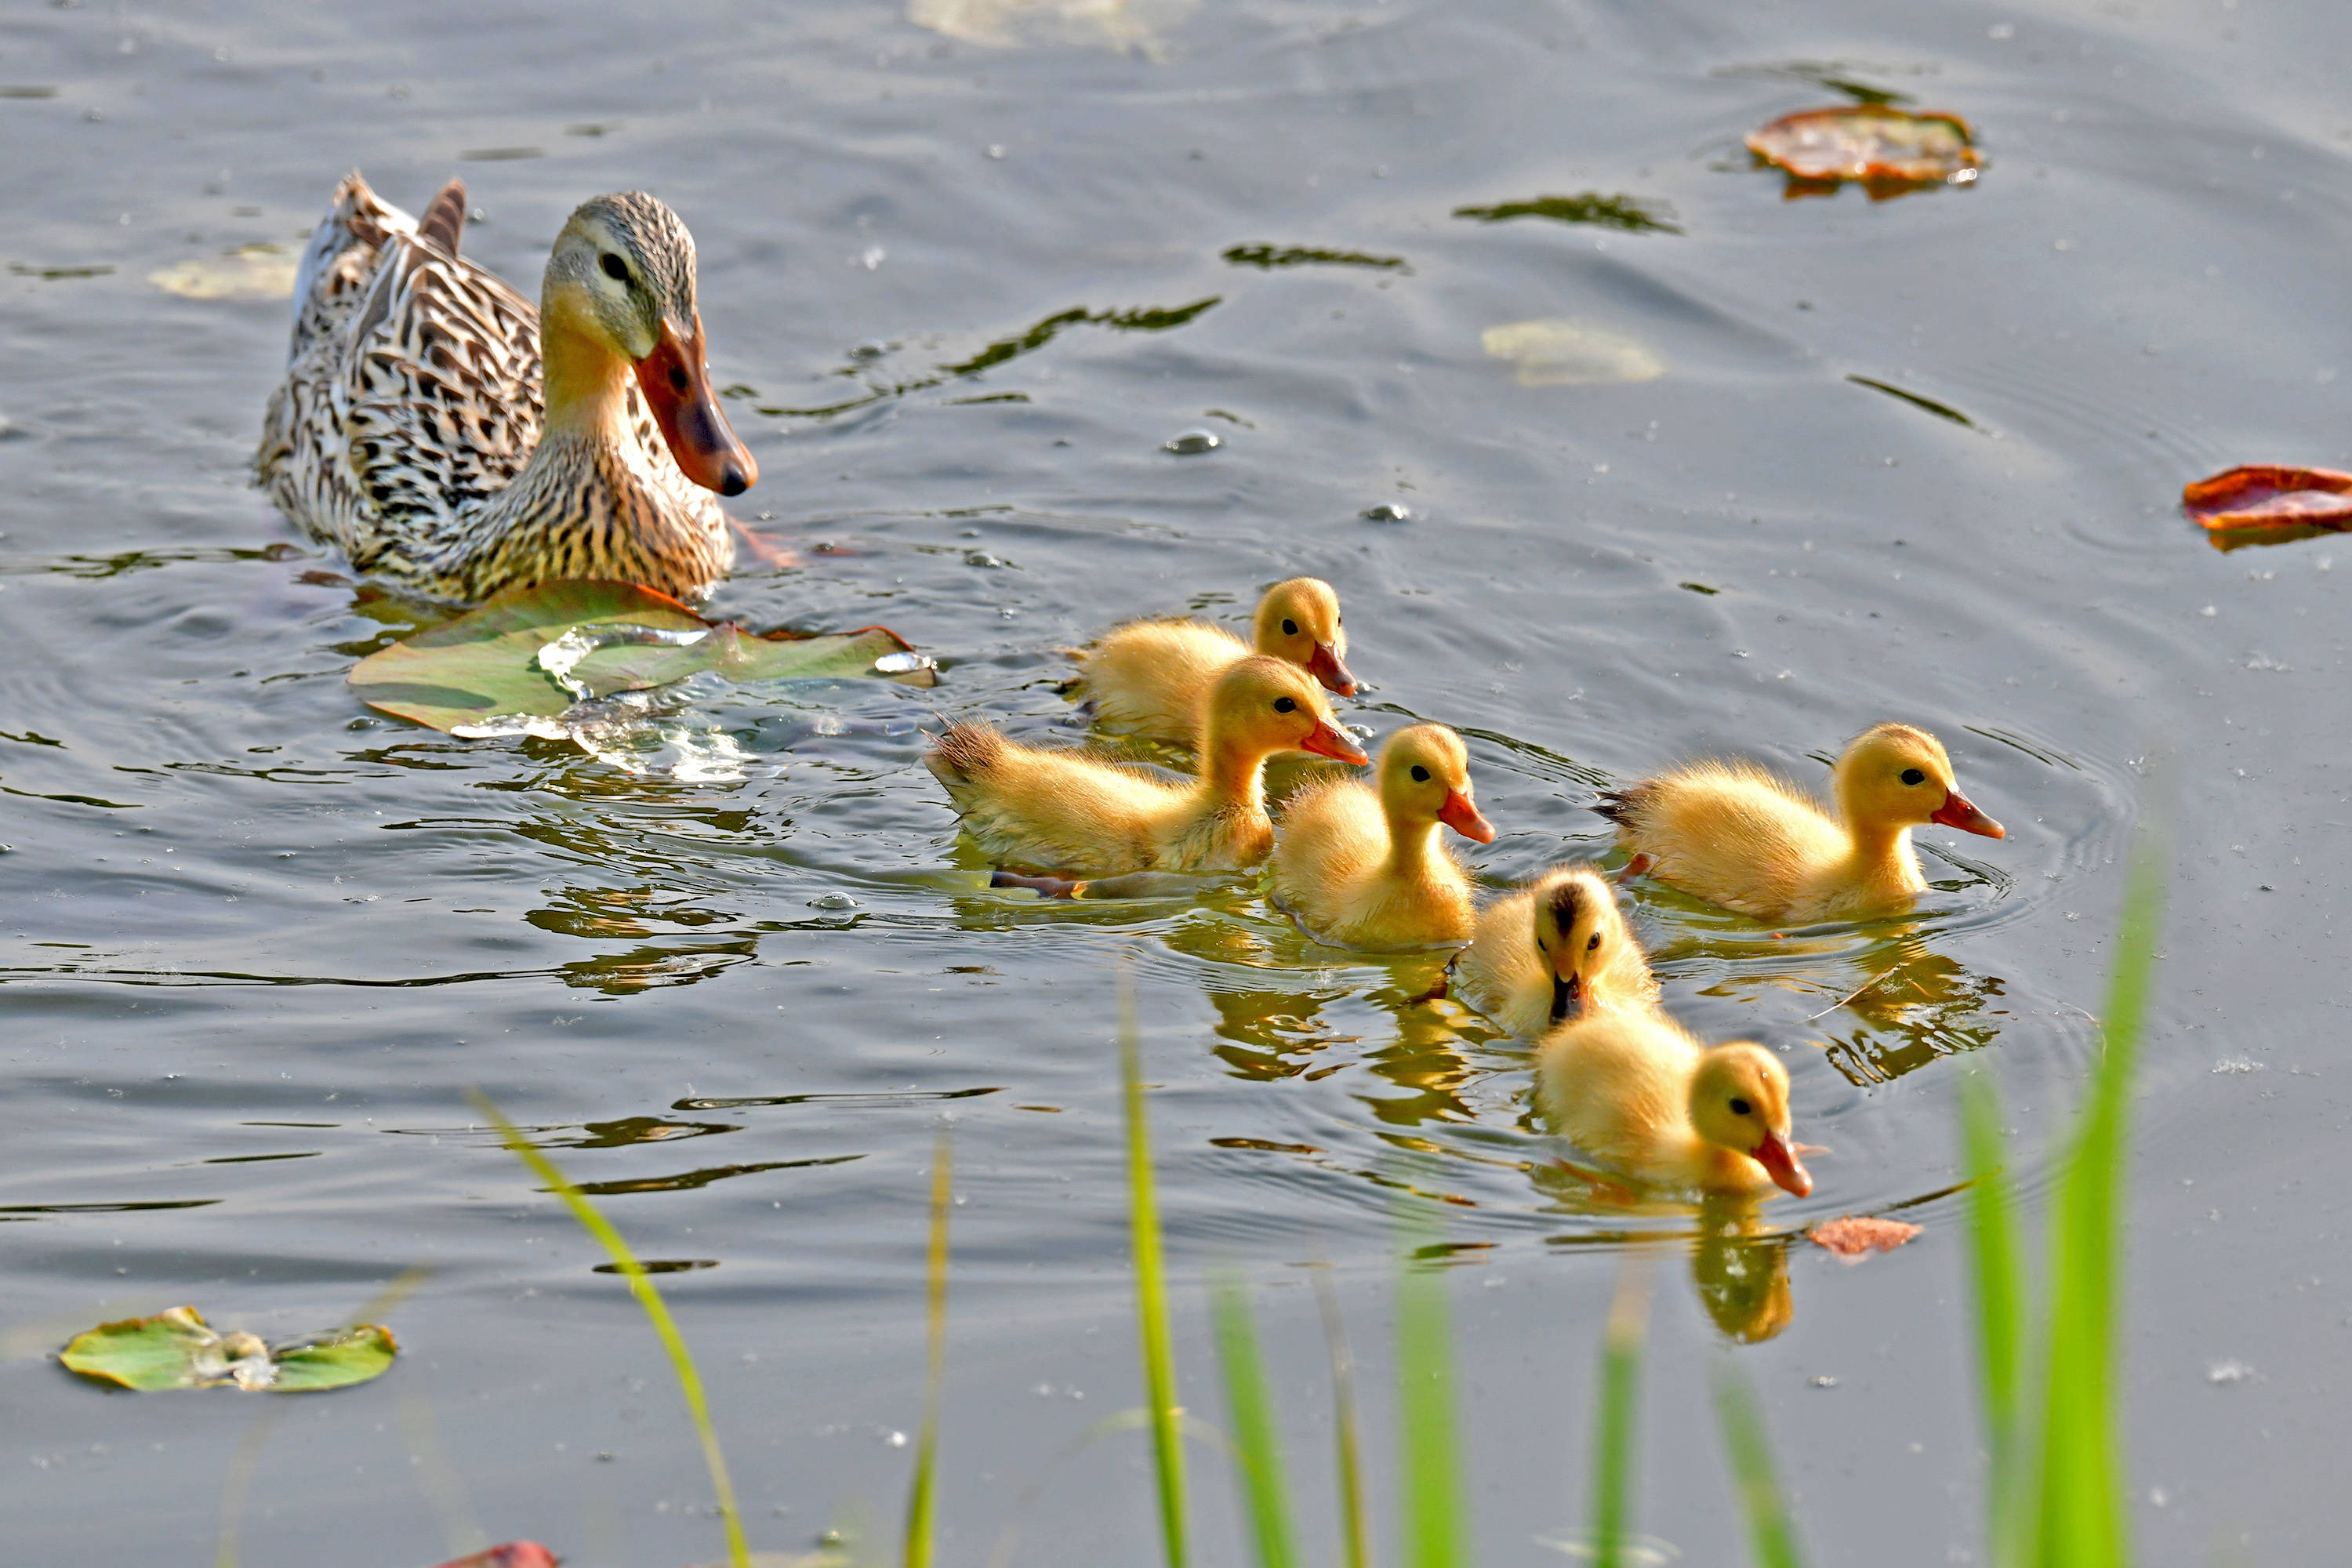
[1163,429,1221,456]
[2206,1359,2253,1384]
[873,651,937,677]
[1359,503,1412,522]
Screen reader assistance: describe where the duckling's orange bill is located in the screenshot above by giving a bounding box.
[1307,642,1358,696]
[1749,1131,1813,1198]
[634,314,757,497]
[1437,790,1496,843]
[1929,788,2004,839]
[1300,720,1370,766]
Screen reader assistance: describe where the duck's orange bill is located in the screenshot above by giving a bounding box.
[1930,788,2004,839]
[633,313,757,498]
[1308,642,1359,697]
[1437,789,1496,843]
[1298,718,1370,766]
[1749,1131,1813,1198]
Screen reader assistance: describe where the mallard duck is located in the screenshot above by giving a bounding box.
[256,172,756,604]
[1452,866,1658,1039]
[928,655,1368,876]
[1538,1013,1813,1198]
[1075,577,1356,746]
[1597,722,2004,924]
[1268,722,1494,951]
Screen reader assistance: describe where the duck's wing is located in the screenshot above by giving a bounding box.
[262,173,544,561]
[336,216,544,546]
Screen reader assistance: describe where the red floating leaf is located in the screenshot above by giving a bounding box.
[1747,107,1983,200]
[1806,1214,1922,1260]
[2183,464,2352,548]
[427,1546,560,1568]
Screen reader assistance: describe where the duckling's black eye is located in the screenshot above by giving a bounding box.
[1410,764,1430,782]
[669,365,690,392]
[1728,1097,1752,1117]
[1282,618,1299,637]
[1900,768,1926,786]
[1587,932,1602,951]
[600,253,630,283]
[1273,696,1297,713]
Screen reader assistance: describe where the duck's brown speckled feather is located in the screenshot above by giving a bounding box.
[256,172,731,604]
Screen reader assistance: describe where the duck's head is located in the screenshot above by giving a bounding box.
[1207,655,1368,766]
[1377,724,1494,842]
[1251,578,1356,696]
[1689,1044,1811,1198]
[1834,723,2003,839]
[1532,868,1625,1024]
[543,191,757,498]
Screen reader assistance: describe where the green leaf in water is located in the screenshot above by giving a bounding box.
[347,579,933,734]
[58,1305,395,1393]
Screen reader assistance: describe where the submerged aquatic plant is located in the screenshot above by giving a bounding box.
[470,1091,750,1568]
[1121,992,1190,1568]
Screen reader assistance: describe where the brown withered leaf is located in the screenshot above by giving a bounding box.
[1807,1214,1922,1260]
[427,1545,559,1568]
[2183,464,2352,550]
[1748,106,1983,200]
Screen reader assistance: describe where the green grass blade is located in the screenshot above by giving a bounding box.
[1311,1269,1373,1568]
[468,1091,749,1568]
[1591,1257,1653,1568]
[1710,1359,1807,1568]
[1958,1069,2025,1566]
[1210,1271,1299,1568]
[1120,989,1189,1568]
[902,1130,953,1568]
[2032,832,2163,1568]
[1396,1224,1466,1568]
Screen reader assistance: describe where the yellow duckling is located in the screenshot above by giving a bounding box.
[1597,722,2005,924]
[1538,1013,1813,1199]
[1452,866,1658,1040]
[1267,723,1495,951]
[929,655,1368,876]
[1076,578,1356,746]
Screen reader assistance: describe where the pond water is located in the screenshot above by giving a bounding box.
[5,0,2350,1563]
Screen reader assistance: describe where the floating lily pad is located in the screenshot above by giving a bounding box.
[59,1305,397,1392]
[908,0,1195,53]
[2183,464,2352,549]
[1747,106,1983,199]
[1806,1214,1922,1261]
[1481,318,1664,386]
[149,245,299,300]
[347,579,935,734]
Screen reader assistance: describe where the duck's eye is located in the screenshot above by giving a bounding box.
[1282,618,1299,637]
[1410,764,1430,782]
[600,253,630,283]
[1586,932,1602,951]
[1728,1097,1752,1117]
[669,364,690,392]
[1273,695,1297,713]
[1900,767,1926,786]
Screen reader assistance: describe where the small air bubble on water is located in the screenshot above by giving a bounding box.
[2206,1359,2253,1384]
[808,893,859,912]
[1163,429,1221,455]
[1360,503,1411,522]
[2212,1057,2264,1074]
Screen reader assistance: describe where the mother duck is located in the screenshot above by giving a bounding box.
[256,174,757,604]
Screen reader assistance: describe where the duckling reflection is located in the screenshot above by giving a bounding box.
[1690,1203,1794,1344]
[1197,977,1500,1131]
[1807,938,2007,1087]
[1530,1177,1795,1344]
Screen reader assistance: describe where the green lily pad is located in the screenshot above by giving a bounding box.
[59,1305,397,1392]
[347,579,936,733]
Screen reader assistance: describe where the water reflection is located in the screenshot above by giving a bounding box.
[1538,1188,1795,1344]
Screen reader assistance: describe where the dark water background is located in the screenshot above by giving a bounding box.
[5,0,2350,1562]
